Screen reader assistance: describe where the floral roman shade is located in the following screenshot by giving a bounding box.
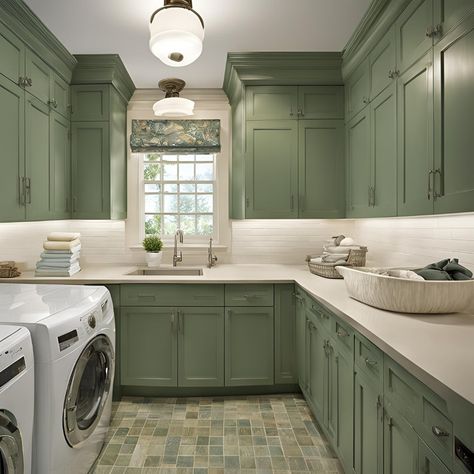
[130,119,221,153]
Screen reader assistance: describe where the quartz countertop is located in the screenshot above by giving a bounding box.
[3,263,474,407]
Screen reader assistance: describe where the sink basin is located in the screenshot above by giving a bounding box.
[127,267,204,276]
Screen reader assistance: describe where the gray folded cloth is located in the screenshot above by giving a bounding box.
[415,258,473,281]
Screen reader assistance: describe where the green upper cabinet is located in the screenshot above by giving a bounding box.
[245,120,298,218]
[435,0,474,37]
[0,22,25,86]
[50,73,70,118]
[246,86,298,120]
[297,86,344,119]
[298,120,345,218]
[433,14,474,214]
[346,58,370,119]
[71,84,109,121]
[25,49,51,105]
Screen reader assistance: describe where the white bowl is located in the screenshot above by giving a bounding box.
[336,266,474,314]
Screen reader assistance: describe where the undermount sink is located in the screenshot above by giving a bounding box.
[127,267,204,276]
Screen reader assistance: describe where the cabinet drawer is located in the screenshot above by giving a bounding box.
[355,334,383,384]
[225,284,274,306]
[305,296,332,332]
[332,317,354,353]
[121,284,225,307]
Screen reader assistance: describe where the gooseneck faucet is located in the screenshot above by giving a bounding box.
[173,229,184,266]
[208,237,218,268]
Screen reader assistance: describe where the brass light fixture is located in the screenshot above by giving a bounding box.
[149,0,205,67]
[153,78,195,116]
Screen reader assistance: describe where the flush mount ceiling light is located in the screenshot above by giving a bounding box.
[153,78,195,116]
[149,0,205,67]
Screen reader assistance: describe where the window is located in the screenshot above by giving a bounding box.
[141,153,216,240]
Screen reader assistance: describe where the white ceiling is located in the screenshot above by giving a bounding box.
[24,0,372,89]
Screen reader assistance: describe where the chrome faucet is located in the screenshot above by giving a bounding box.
[207,237,218,268]
[173,229,184,266]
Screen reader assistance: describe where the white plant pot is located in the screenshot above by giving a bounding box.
[145,251,163,268]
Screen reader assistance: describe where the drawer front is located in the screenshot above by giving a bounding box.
[305,296,332,332]
[121,284,225,307]
[332,317,354,353]
[355,334,383,384]
[225,284,274,306]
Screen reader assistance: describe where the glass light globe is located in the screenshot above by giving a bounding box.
[149,7,204,67]
[153,97,195,116]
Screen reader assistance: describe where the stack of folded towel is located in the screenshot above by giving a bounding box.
[310,235,365,265]
[35,232,81,277]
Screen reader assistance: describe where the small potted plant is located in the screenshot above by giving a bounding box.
[142,235,163,267]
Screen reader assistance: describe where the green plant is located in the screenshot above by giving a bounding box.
[142,235,163,253]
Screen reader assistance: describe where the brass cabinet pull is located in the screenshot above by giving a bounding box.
[433,168,442,199]
[48,99,58,109]
[364,357,378,366]
[428,170,434,200]
[25,177,31,204]
[336,329,349,338]
[432,426,449,437]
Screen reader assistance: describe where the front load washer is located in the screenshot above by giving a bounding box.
[0,284,115,474]
[0,325,34,474]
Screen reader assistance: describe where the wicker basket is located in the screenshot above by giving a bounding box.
[0,261,20,278]
[306,247,368,279]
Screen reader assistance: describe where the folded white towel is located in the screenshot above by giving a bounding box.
[322,254,349,263]
[310,257,323,263]
[323,246,351,254]
[339,237,356,246]
[47,232,81,242]
[43,240,81,251]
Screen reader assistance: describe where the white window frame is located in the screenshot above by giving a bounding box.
[126,90,231,250]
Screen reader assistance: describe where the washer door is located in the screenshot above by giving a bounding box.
[63,334,114,447]
[0,411,24,474]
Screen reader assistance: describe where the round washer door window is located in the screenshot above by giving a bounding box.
[63,334,114,447]
[0,411,24,474]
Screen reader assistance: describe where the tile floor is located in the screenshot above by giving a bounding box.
[93,394,343,474]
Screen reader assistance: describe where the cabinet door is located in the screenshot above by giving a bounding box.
[384,405,419,474]
[435,0,474,37]
[71,121,110,218]
[370,84,397,217]
[298,120,345,218]
[418,439,451,474]
[246,86,298,120]
[295,291,306,391]
[25,94,52,221]
[245,121,298,218]
[225,307,274,386]
[433,15,474,214]
[275,284,297,384]
[298,86,344,119]
[178,307,224,387]
[396,0,435,73]
[0,75,25,222]
[0,23,25,85]
[50,73,70,118]
[25,49,51,105]
[354,369,383,474]
[50,111,71,219]
[71,84,110,122]
[346,109,371,217]
[397,53,434,216]
[369,26,397,100]
[346,58,370,119]
[120,307,178,387]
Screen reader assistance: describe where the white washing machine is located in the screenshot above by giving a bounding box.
[0,284,115,474]
[0,325,34,474]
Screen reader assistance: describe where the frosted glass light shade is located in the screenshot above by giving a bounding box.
[153,97,195,116]
[149,7,204,67]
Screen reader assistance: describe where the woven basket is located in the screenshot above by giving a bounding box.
[306,247,368,279]
[0,261,20,278]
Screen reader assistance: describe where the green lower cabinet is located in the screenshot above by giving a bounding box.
[120,307,177,387]
[225,307,274,386]
[178,307,224,387]
[295,291,307,390]
[419,439,451,474]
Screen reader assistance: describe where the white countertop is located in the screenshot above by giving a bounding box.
[4,263,474,407]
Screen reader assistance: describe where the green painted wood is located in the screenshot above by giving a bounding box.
[111,304,121,401]
[298,119,345,218]
[274,284,297,385]
[396,0,434,74]
[0,21,25,85]
[70,84,109,122]
[71,121,110,219]
[397,52,434,216]
[295,290,307,391]
[120,284,225,307]
[120,307,177,387]
[369,83,398,217]
[435,0,474,37]
[346,58,370,119]
[178,307,224,387]
[25,93,52,221]
[225,307,274,386]
[355,333,384,384]
[433,14,474,214]
[0,74,24,222]
[225,284,274,307]
[369,26,396,101]
[25,48,51,105]
[245,120,298,218]
[354,368,384,474]
[384,404,420,474]
[50,72,70,118]
[245,86,298,120]
[419,439,451,474]
[50,111,71,219]
[346,108,371,217]
[297,86,344,119]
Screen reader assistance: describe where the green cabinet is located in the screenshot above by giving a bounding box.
[25,49,51,105]
[50,73,70,118]
[225,307,274,386]
[246,86,298,120]
[436,0,474,35]
[0,22,25,86]
[295,291,307,390]
[297,86,344,119]
[346,58,370,119]
[419,439,451,474]
[178,307,224,387]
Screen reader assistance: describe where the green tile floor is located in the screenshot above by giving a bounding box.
[92,394,343,473]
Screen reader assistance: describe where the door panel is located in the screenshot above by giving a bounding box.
[25,49,51,105]
[299,120,345,218]
[50,73,70,118]
[346,58,370,119]
[370,26,396,101]
[298,86,344,119]
[0,23,25,85]
[246,86,298,120]
[71,84,109,121]
[435,0,474,36]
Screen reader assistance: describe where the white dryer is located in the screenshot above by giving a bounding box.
[0,325,34,474]
[0,284,115,474]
